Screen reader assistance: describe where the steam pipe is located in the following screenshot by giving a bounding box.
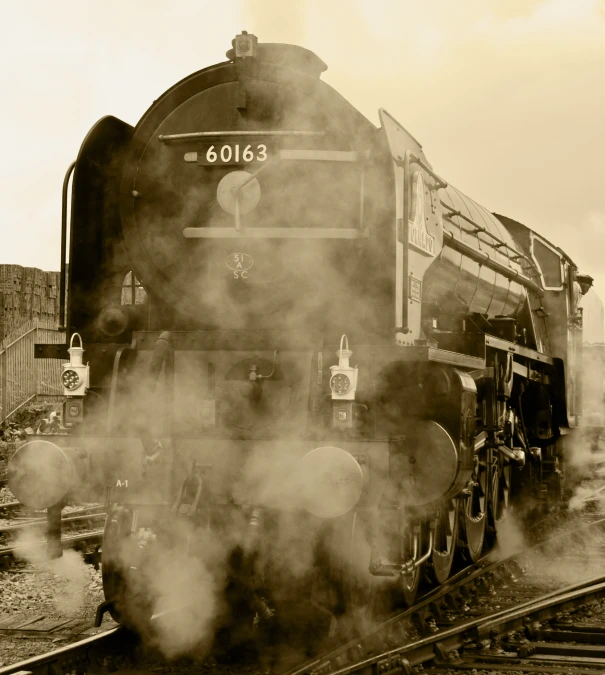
[369,525,435,577]
[442,230,544,297]
[149,331,172,390]
[158,130,325,142]
[413,526,434,569]
[244,506,264,555]
[60,161,76,331]
[138,331,173,457]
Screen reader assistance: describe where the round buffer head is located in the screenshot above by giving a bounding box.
[296,446,364,518]
[8,440,73,509]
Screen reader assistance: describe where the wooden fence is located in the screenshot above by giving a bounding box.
[0,319,65,423]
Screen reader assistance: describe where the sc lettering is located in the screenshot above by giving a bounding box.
[233,270,249,279]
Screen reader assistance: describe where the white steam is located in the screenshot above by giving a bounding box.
[14,527,90,616]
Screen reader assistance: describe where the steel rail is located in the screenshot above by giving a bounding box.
[283,515,605,675]
[0,508,105,534]
[282,555,497,675]
[0,503,104,518]
[0,625,127,675]
[300,574,605,675]
[474,574,605,641]
[0,605,185,675]
[0,529,103,559]
[0,500,32,517]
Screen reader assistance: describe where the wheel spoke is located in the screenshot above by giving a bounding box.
[432,501,459,584]
[462,458,487,563]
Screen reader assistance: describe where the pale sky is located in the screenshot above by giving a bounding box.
[1,0,604,296]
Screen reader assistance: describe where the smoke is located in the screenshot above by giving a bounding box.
[14,528,90,616]
[142,521,227,659]
[492,511,527,561]
[92,434,379,662]
[45,551,90,615]
[562,340,605,511]
[522,522,605,587]
[568,483,605,511]
[489,502,605,590]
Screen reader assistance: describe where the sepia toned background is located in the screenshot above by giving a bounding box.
[1,0,604,296]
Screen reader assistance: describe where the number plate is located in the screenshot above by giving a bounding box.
[197,142,271,165]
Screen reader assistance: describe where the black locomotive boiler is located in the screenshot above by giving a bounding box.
[8,32,593,650]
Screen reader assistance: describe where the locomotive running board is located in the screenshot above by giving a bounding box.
[437,333,555,367]
[385,345,485,370]
[485,334,554,365]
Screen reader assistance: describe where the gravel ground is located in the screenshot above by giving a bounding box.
[425,598,605,675]
[0,487,18,506]
[0,555,110,667]
[0,485,111,667]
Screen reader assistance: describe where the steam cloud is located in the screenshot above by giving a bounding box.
[14,528,90,617]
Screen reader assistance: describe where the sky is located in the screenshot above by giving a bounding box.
[1,0,604,296]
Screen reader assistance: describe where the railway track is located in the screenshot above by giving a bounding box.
[0,500,42,520]
[0,512,602,675]
[294,574,605,675]
[3,565,605,675]
[0,500,46,520]
[0,504,105,533]
[0,506,106,567]
[0,625,129,675]
[282,514,605,675]
[0,528,104,566]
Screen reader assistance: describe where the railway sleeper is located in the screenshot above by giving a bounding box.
[375,654,413,674]
[512,640,605,659]
[432,655,605,673]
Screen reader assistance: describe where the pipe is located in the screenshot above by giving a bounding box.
[442,230,544,297]
[158,130,325,142]
[413,526,435,569]
[149,331,172,389]
[60,161,76,331]
[369,525,435,577]
[244,506,264,555]
[137,331,172,456]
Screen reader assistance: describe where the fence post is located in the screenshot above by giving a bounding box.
[34,318,39,405]
[1,341,6,427]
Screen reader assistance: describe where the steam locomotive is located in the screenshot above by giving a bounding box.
[8,32,594,652]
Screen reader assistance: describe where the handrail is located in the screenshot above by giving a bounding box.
[441,202,533,268]
[405,150,448,189]
[183,227,367,239]
[4,394,36,422]
[159,130,326,142]
[442,230,544,297]
[60,161,76,331]
[105,341,136,433]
